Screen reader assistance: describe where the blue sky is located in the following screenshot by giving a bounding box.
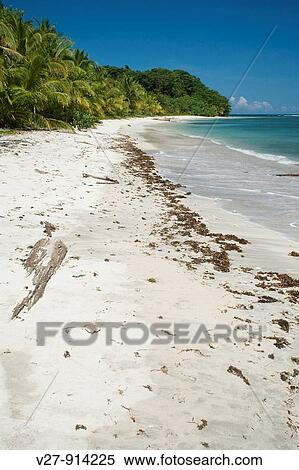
[7,0,299,113]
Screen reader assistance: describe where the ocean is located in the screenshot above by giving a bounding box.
[142,115,299,241]
[175,114,299,164]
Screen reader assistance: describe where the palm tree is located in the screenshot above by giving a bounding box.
[0,3,165,130]
[72,48,94,70]
[92,73,127,117]
[0,7,33,60]
[2,52,71,128]
[120,74,145,113]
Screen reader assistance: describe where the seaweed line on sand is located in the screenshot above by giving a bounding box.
[112,135,299,307]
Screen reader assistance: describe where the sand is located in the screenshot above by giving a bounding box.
[0,117,298,449]
[139,119,299,242]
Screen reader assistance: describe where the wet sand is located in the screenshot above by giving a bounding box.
[138,121,299,242]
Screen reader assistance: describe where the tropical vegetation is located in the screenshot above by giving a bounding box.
[0,3,230,130]
[105,67,230,117]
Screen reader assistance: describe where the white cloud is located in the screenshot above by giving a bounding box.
[230,96,272,112]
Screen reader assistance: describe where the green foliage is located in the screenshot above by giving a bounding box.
[104,67,230,116]
[134,68,230,116]
[70,109,97,129]
[0,4,229,131]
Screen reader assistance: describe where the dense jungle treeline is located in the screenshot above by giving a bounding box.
[0,4,230,130]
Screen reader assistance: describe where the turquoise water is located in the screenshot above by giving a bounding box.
[175,115,299,164]
[144,115,299,240]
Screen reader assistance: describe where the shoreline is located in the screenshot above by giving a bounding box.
[0,117,298,449]
[132,118,299,244]
[166,116,299,166]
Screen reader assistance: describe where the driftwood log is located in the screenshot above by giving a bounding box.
[276,174,299,177]
[82,173,119,184]
[12,239,67,319]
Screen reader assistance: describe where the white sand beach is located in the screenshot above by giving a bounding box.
[0,118,298,449]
